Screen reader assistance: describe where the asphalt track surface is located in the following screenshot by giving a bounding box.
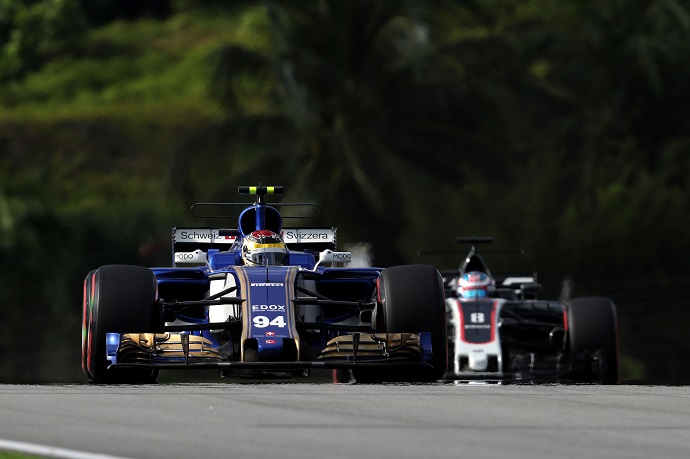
[1,377,689,459]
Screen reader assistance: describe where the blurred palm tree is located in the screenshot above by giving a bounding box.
[491,0,690,278]
[171,0,509,265]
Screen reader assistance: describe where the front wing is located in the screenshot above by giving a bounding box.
[105,331,435,372]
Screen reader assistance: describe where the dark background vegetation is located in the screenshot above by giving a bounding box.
[0,0,688,383]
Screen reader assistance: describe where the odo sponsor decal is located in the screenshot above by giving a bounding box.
[250,283,284,287]
[331,252,351,261]
[251,304,286,312]
[174,251,206,262]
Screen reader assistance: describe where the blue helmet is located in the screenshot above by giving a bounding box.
[458,271,493,298]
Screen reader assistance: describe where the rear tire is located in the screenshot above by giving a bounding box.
[353,265,447,383]
[567,297,618,384]
[84,265,161,384]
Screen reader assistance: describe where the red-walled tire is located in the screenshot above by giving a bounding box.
[81,270,97,380]
[85,265,161,384]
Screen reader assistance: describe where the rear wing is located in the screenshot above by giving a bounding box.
[280,228,337,252]
[172,227,337,267]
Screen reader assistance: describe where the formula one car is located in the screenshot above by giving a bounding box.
[81,186,447,384]
[444,237,618,384]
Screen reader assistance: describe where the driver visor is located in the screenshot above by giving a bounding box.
[247,248,288,266]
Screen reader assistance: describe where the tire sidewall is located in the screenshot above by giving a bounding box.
[378,264,448,381]
[567,296,619,384]
[86,265,160,383]
[81,270,97,380]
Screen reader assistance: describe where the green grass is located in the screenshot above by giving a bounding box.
[0,451,44,459]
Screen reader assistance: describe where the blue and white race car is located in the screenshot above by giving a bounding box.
[444,237,618,383]
[82,186,447,384]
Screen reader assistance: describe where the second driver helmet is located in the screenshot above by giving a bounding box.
[457,271,494,298]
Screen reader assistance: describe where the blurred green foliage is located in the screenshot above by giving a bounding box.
[0,0,689,383]
[0,451,43,459]
[0,0,87,81]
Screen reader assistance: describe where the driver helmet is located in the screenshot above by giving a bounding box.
[457,271,494,298]
[241,230,288,266]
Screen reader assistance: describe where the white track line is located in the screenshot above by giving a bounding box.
[0,438,136,459]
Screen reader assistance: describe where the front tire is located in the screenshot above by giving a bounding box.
[567,297,619,384]
[84,265,161,384]
[353,265,448,383]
